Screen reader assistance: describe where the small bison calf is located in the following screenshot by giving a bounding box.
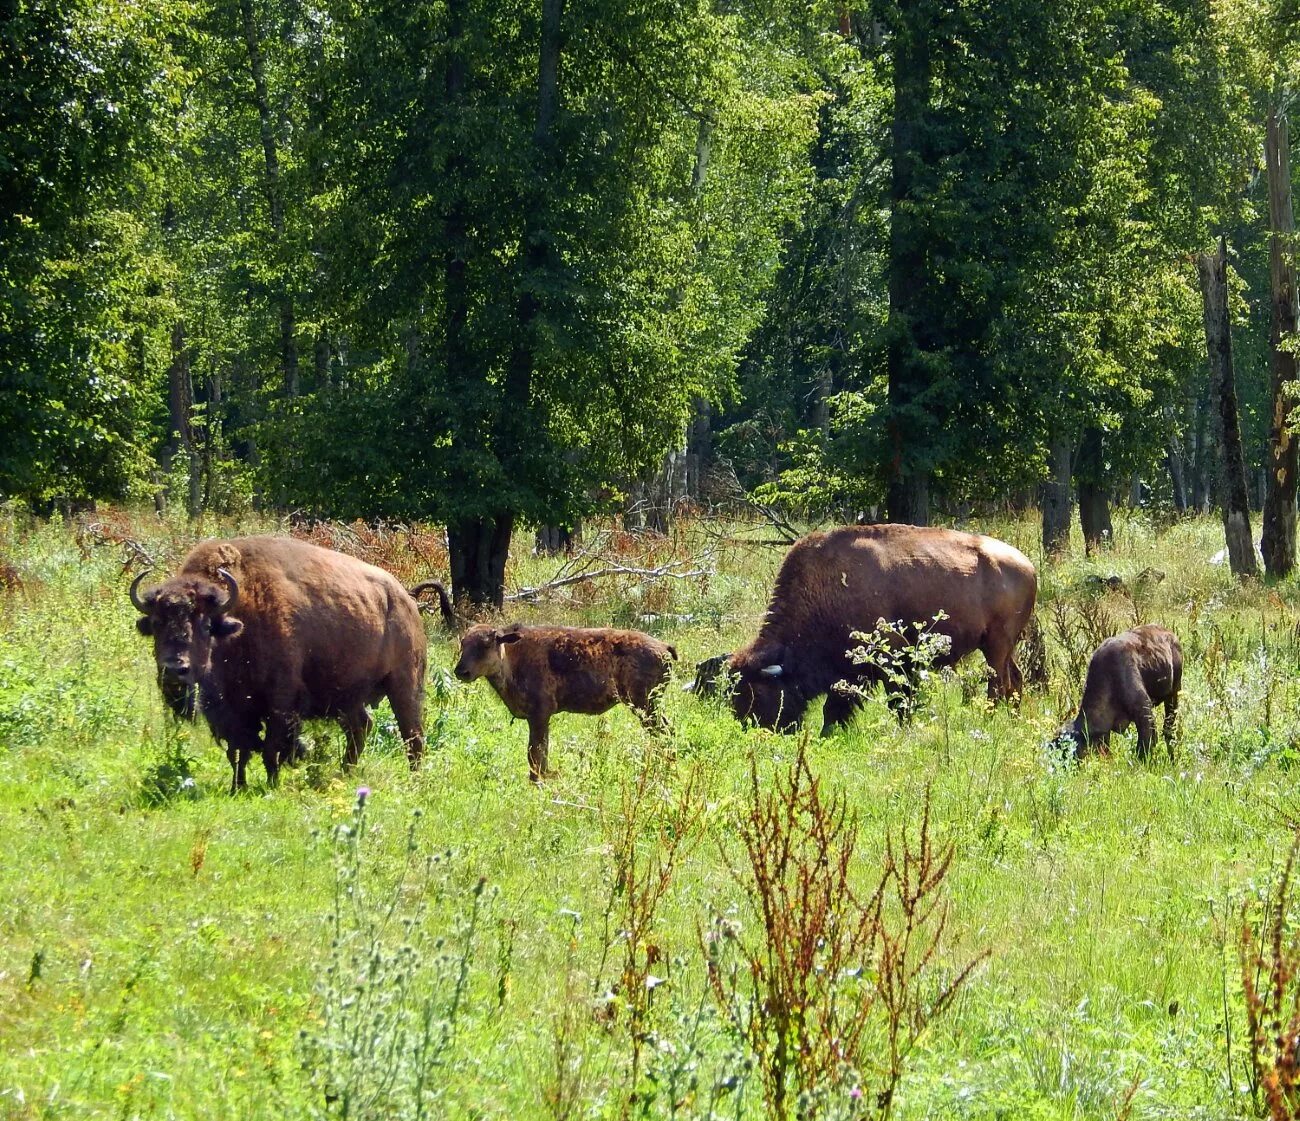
[683,651,732,698]
[1058,624,1182,761]
[454,624,677,781]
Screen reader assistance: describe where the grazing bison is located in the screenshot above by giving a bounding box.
[1057,625,1182,761]
[131,535,427,793]
[729,524,1037,734]
[453,624,676,781]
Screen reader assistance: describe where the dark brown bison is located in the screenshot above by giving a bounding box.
[453,624,676,781]
[131,535,427,793]
[729,524,1037,734]
[1057,625,1182,760]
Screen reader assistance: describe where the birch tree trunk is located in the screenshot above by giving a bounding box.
[1262,109,1298,578]
[1198,237,1258,577]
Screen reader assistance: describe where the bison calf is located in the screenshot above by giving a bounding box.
[683,652,732,699]
[453,624,676,781]
[1058,624,1182,761]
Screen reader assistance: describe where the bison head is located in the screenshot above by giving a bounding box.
[130,567,243,686]
[728,643,807,733]
[1051,716,1098,760]
[454,624,521,683]
[683,652,733,697]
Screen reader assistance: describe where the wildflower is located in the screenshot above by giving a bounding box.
[356,786,370,807]
[850,1086,863,1101]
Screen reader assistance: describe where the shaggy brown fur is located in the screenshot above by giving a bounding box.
[1059,624,1182,760]
[131,535,427,793]
[729,524,1037,734]
[454,624,677,781]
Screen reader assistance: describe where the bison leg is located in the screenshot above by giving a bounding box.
[527,714,555,783]
[262,713,301,788]
[631,687,670,736]
[339,707,374,768]
[226,745,253,795]
[387,687,426,768]
[981,633,1022,702]
[1132,696,1157,761]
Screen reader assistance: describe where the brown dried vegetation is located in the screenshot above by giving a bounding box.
[707,742,985,1118]
[1241,829,1300,1120]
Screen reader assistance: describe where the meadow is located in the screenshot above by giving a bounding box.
[3,505,1300,1120]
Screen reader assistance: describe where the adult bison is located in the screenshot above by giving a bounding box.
[729,524,1037,733]
[130,535,427,792]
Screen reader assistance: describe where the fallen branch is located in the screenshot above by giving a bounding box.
[507,561,709,602]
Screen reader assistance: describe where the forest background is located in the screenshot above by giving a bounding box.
[4,0,1300,603]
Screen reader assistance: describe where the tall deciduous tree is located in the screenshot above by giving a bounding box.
[1199,238,1258,576]
[1262,107,1298,577]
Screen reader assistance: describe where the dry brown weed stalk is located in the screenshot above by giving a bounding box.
[595,755,707,1107]
[1241,830,1300,1120]
[707,741,985,1118]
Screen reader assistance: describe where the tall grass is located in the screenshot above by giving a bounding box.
[0,505,1297,1118]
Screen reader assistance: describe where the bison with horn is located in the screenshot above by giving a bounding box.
[130,535,428,793]
[728,524,1037,734]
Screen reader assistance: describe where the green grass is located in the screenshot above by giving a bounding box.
[1,505,1299,1118]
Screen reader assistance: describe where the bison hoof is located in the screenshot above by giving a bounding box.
[528,769,559,783]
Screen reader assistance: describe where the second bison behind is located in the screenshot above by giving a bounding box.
[728,524,1038,733]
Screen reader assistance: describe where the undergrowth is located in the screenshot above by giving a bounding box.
[1,507,1299,1119]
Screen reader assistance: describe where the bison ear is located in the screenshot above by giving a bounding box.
[211,616,244,639]
[496,631,523,645]
[135,616,154,636]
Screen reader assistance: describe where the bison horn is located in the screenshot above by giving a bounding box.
[215,567,239,613]
[129,570,154,613]
[760,664,785,677]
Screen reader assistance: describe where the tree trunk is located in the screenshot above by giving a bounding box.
[1075,426,1112,555]
[239,0,297,398]
[643,115,716,525]
[1189,381,1214,513]
[1262,109,1298,578]
[686,395,712,500]
[448,516,514,611]
[203,367,223,508]
[1040,435,1073,555]
[885,0,932,526]
[167,321,202,518]
[534,524,576,556]
[448,0,564,608]
[1198,237,1258,577]
[1166,435,1188,514]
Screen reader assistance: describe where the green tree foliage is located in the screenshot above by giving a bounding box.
[249,0,817,602]
[0,0,180,504]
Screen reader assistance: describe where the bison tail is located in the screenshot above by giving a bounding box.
[408,580,456,630]
[666,644,678,661]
